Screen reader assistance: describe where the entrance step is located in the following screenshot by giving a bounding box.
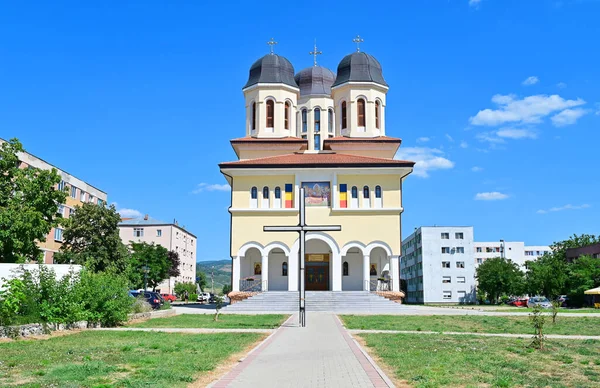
[222,291,408,313]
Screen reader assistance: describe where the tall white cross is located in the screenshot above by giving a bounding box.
[309,40,322,66]
[264,187,341,327]
[353,35,364,52]
[267,38,278,54]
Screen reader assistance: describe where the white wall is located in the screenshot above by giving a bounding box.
[0,264,82,289]
[342,251,363,290]
[268,251,288,291]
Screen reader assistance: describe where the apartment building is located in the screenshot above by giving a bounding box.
[1,138,108,263]
[118,215,197,293]
[474,242,551,268]
[401,226,476,304]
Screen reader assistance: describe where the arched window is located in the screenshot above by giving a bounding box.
[328,109,334,133]
[363,185,371,208]
[343,261,349,276]
[351,186,358,198]
[282,262,288,276]
[357,98,366,127]
[375,101,380,129]
[301,109,307,132]
[314,108,321,132]
[341,101,347,129]
[251,102,256,131]
[375,185,382,208]
[266,100,275,128]
[284,101,290,130]
[351,186,358,209]
[262,186,269,208]
[314,134,321,151]
[250,186,258,208]
[375,185,382,198]
[274,186,282,208]
[363,186,370,198]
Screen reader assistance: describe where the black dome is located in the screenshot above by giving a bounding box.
[332,52,387,88]
[243,54,298,89]
[294,66,336,96]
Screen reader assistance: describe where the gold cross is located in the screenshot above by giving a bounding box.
[353,35,364,52]
[267,38,278,54]
[309,40,322,66]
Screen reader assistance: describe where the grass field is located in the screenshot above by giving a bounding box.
[341,315,600,336]
[0,330,263,387]
[423,305,600,313]
[128,313,289,329]
[359,333,600,387]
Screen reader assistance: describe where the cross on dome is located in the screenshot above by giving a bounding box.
[267,38,278,55]
[352,35,364,52]
[309,40,322,66]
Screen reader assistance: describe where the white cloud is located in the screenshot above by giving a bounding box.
[475,192,509,201]
[416,137,430,143]
[557,82,567,89]
[445,134,454,142]
[118,208,143,218]
[469,94,586,127]
[537,204,591,214]
[471,166,483,172]
[551,108,588,127]
[522,76,539,86]
[460,141,468,148]
[469,0,481,8]
[192,183,230,194]
[476,132,505,144]
[395,147,454,178]
[496,128,538,139]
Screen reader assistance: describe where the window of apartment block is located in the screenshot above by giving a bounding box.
[476,247,482,253]
[441,232,449,239]
[97,199,104,206]
[442,261,450,268]
[57,205,64,217]
[80,191,86,202]
[457,290,466,300]
[455,247,465,254]
[54,228,63,242]
[133,228,144,237]
[442,276,451,283]
[70,186,77,198]
[441,247,451,254]
[89,195,94,204]
[57,180,65,191]
[157,229,162,237]
[455,232,464,239]
[477,258,483,264]
[457,276,466,283]
[69,208,74,217]
[456,261,465,268]
[443,291,452,300]
[486,247,493,253]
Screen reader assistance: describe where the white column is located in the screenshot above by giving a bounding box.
[363,254,370,291]
[331,252,342,291]
[390,255,400,292]
[232,256,241,292]
[261,254,269,291]
[288,252,298,291]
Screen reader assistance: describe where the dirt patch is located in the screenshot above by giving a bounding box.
[0,329,83,342]
[352,334,410,388]
[188,333,269,388]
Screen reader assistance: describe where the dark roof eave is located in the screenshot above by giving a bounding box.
[219,162,415,169]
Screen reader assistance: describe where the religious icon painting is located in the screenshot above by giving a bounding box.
[301,181,331,207]
[370,263,377,276]
[254,262,262,275]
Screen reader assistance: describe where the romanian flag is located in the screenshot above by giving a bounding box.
[339,184,347,208]
[285,184,293,208]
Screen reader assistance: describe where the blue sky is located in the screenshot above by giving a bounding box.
[1,1,598,260]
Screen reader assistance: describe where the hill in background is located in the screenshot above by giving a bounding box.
[196,260,231,292]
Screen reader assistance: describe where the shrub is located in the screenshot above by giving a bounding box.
[74,270,132,327]
[529,304,546,350]
[174,282,196,298]
[189,293,198,302]
[131,297,152,314]
[159,301,172,310]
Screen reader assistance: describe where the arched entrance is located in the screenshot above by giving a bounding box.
[267,248,289,291]
[305,239,332,291]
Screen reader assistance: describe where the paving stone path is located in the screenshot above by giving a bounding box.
[210,313,393,388]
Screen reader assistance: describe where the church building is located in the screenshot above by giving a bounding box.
[219,39,414,293]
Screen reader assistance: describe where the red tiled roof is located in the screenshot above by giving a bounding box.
[230,136,307,143]
[323,136,401,143]
[219,152,415,169]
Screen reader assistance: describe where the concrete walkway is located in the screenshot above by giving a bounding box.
[210,313,393,388]
[349,329,600,340]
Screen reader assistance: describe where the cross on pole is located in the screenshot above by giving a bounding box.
[309,40,322,66]
[352,35,364,52]
[267,38,278,54]
[264,187,341,327]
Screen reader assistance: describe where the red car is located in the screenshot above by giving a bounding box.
[508,297,528,307]
[160,293,177,302]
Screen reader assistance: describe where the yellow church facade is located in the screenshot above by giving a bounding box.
[220,41,414,293]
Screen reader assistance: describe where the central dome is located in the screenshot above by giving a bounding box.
[243,54,298,89]
[332,52,387,88]
[294,66,336,97]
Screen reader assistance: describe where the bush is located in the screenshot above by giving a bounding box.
[174,282,197,299]
[159,301,172,310]
[189,293,198,302]
[222,284,232,295]
[75,270,133,327]
[131,297,153,314]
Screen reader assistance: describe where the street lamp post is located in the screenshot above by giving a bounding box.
[500,239,505,260]
[211,266,215,294]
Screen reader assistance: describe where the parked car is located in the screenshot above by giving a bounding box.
[527,296,552,309]
[131,291,163,310]
[197,292,211,302]
[507,297,528,307]
[558,295,569,307]
[160,293,177,302]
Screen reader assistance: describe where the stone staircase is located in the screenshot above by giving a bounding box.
[223,291,409,313]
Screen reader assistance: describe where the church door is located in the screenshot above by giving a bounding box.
[305,254,329,291]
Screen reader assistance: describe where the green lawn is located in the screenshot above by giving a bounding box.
[0,330,263,387]
[492,308,600,313]
[340,315,600,336]
[359,333,600,387]
[128,313,288,329]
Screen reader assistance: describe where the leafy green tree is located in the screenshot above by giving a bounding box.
[196,270,208,291]
[566,255,600,306]
[174,281,196,298]
[129,242,170,291]
[525,254,568,299]
[222,284,232,295]
[550,234,599,263]
[0,138,67,263]
[54,202,129,272]
[476,257,524,304]
[167,250,181,277]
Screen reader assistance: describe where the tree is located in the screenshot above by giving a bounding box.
[222,284,232,295]
[129,242,170,291]
[550,234,599,263]
[525,254,568,299]
[0,138,67,263]
[174,282,196,298]
[196,270,207,291]
[54,202,129,272]
[476,257,524,304]
[167,250,181,277]
[566,255,600,306]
